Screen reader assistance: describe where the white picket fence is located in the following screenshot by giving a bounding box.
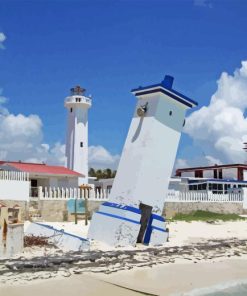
[0,170,29,181]
[33,186,110,201]
[31,186,244,204]
[165,190,243,203]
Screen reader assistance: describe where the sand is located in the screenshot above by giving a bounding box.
[97,258,247,295]
[0,274,142,296]
[1,220,247,295]
[1,258,247,296]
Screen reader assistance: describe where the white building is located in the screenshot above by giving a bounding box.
[65,85,92,185]
[0,161,83,201]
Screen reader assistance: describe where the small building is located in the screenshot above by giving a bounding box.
[0,160,84,200]
[176,164,247,181]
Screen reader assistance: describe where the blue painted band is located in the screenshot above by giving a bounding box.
[152,226,166,233]
[96,211,140,225]
[35,223,89,242]
[151,213,165,222]
[134,88,194,108]
[131,84,198,107]
[102,201,141,214]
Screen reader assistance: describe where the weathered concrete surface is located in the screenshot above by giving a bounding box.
[163,202,247,219]
[29,200,103,222]
[0,200,29,221]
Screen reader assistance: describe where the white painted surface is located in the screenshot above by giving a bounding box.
[88,211,141,247]
[242,188,247,209]
[0,224,24,258]
[222,168,238,179]
[165,191,243,203]
[243,170,247,181]
[149,229,169,246]
[89,78,195,246]
[203,170,214,178]
[0,179,30,201]
[0,171,29,181]
[65,93,91,184]
[25,222,90,252]
[109,92,188,214]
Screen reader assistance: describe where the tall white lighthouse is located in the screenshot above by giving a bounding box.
[65,85,92,184]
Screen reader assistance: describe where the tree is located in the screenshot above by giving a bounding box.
[88,168,96,177]
[88,168,117,179]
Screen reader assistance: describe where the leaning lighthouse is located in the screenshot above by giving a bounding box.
[65,85,92,184]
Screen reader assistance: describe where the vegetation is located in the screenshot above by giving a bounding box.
[170,210,246,222]
[88,168,117,179]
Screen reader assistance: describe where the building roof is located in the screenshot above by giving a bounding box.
[176,163,247,175]
[131,75,198,108]
[0,161,83,177]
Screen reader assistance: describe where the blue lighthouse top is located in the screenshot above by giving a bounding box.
[131,75,198,108]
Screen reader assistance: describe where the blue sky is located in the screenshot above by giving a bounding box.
[1,0,247,168]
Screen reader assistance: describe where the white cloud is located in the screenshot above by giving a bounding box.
[0,95,119,170]
[0,89,9,115]
[0,32,6,49]
[89,145,120,170]
[184,61,247,165]
[193,0,213,8]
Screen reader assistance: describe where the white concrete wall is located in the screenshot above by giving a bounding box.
[222,168,238,179]
[203,170,214,178]
[0,224,24,258]
[0,179,30,201]
[181,171,194,177]
[244,170,247,181]
[109,93,188,214]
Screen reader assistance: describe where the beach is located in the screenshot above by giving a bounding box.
[1,220,247,295]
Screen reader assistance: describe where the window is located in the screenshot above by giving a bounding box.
[195,170,203,178]
[169,111,172,116]
[70,108,73,113]
[80,142,83,147]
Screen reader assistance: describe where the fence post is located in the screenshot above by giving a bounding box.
[242,188,247,209]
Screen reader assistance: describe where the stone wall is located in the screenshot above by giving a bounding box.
[163,202,247,219]
[2,199,246,222]
[29,199,103,222]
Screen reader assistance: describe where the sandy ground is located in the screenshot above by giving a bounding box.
[27,219,247,250]
[1,220,247,295]
[0,274,142,296]
[97,258,247,295]
[1,258,247,296]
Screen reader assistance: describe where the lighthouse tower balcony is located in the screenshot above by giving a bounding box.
[64,85,92,109]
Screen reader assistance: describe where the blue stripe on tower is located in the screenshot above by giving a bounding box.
[102,201,141,214]
[96,211,140,225]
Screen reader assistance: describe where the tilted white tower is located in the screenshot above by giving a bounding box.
[88,75,197,247]
[65,86,92,184]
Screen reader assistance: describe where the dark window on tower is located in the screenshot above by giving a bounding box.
[219,170,223,179]
[169,111,172,116]
[70,108,73,112]
[80,142,83,147]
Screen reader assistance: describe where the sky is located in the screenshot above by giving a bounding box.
[1,0,247,170]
